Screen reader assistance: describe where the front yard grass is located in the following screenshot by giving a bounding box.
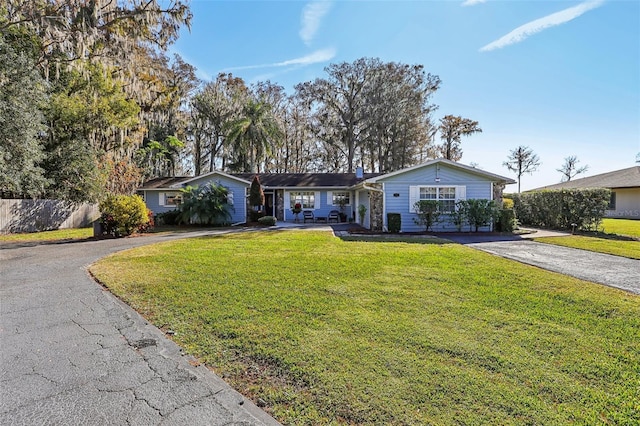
[0,227,93,242]
[600,218,640,238]
[535,219,640,259]
[90,231,640,425]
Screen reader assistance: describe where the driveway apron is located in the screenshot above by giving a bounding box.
[444,236,639,295]
[0,231,280,426]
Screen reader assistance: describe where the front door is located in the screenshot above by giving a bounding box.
[264,193,275,217]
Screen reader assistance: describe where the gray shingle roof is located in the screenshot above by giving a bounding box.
[532,166,640,190]
[232,173,381,188]
[139,173,381,190]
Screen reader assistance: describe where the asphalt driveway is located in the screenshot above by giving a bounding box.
[443,233,640,295]
[0,231,280,426]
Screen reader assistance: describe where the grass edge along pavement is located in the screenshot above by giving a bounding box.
[534,235,640,259]
[90,230,640,425]
[534,218,640,259]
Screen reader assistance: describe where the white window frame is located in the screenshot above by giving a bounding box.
[160,192,182,207]
[328,191,351,206]
[288,191,320,210]
[409,185,466,214]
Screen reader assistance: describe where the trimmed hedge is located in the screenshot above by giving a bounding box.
[512,188,610,231]
[258,216,277,226]
[387,213,401,233]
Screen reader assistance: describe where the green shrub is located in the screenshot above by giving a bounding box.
[99,194,150,237]
[512,188,610,231]
[387,213,401,233]
[464,199,498,232]
[178,183,233,226]
[155,209,181,226]
[249,209,265,222]
[257,216,277,226]
[413,200,441,232]
[496,208,516,232]
[450,200,469,231]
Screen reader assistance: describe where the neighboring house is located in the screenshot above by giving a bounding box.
[138,159,515,232]
[532,166,640,219]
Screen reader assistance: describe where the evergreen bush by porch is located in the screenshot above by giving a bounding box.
[387,213,401,233]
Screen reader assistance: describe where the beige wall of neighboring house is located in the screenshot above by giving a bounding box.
[606,188,640,219]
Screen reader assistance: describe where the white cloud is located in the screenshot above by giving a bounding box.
[223,48,337,72]
[300,1,332,45]
[479,0,605,52]
[462,0,487,6]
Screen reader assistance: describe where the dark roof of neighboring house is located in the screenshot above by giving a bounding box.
[232,173,381,187]
[139,172,381,190]
[532,166,640,191]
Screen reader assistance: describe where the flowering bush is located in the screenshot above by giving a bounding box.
[99,194,150,237]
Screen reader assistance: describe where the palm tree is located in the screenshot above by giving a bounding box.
[226,100,282,172]
[178,184,232,225]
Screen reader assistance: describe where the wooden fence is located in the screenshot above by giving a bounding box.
[0,199,99,234]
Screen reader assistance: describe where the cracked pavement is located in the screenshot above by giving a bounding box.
[0,231,280,425]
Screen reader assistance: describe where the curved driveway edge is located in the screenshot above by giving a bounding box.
[0,231,280,425]
[442,235,639,295]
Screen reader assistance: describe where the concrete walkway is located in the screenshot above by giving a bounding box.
[442,230,640,295]
[0,230,280,426]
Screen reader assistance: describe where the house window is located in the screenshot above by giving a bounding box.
[160,192,182,207]
[608,192,616,210]
[331,192,350,206]
[226,190,234,205]
[290,191,316,209]
[412,186,465,214]
[438,187,456,213]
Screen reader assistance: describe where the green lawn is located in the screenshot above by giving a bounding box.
[90,231,640,425]
[600,218,640,238]
[534,235,640,259]
[0,227,93,242]
[535,218,640,259]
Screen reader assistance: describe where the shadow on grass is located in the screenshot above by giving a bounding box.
[576,231,639,242]
[339,235,455,245]
[0,236,97,250]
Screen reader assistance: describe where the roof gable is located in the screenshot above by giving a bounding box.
[365,159,516,184]
[180,170,252,186]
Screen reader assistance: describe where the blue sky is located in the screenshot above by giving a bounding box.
[171,0,640,191]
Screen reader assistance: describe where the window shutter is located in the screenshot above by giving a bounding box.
[409,186,419,212]
[159,193,165,205]
[456,186,466,201]
[226,190,234,205]
[315,191,321,209]
[327,191,333,205]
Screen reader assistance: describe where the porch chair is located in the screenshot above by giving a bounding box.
[328,210,340,223]
[303,210,315,223]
